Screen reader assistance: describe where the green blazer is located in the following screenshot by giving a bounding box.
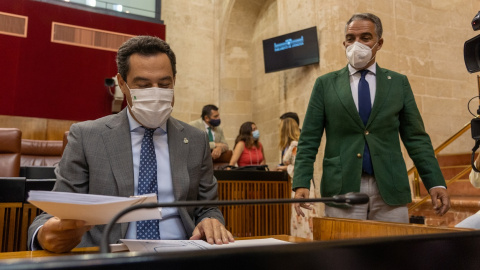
[292,64,446,206]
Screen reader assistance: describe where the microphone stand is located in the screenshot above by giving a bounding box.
[100,193,369,253]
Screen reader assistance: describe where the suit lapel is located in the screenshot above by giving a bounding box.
[102,109,134,236]
[167,117,189,201]
[334,66,365,129]
[367,64,392,127]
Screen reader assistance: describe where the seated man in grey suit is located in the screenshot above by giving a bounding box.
[189,105,229,160]
[28,36,234,253]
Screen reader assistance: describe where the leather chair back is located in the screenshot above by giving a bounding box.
[20,139,63,166]
[0,128,22,177]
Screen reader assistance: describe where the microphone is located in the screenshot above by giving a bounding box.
[100,192,369,253]
[333,193,369,204]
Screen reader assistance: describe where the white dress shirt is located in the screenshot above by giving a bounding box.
[348,63,377,111]
[125,108,187,239]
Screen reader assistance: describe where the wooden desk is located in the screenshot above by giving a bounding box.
[0,235,311,260]
[313,217,472,241]
[214,170,290,237]
[2,231,480,269]
[1,171,290,252]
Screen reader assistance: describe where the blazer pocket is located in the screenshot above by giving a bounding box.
[321,156,342,196]
[389,153,410,193]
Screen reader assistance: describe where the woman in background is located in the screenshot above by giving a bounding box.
[228,121,266,167]
[277,117,317,239]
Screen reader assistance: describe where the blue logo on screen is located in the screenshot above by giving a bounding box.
[274,36,304,52]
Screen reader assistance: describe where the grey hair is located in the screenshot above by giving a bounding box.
[345,13,383,39]
[116,36,177,82]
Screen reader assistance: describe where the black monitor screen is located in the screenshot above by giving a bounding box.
[263,26,319,73]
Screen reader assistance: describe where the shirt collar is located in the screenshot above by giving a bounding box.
[126,107,167,133]
[348,62,377,76]
[203,119,215,130]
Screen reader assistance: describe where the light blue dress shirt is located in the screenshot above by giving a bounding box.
[125,108,187,239]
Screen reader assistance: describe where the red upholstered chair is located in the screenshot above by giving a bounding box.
[20,139,63,167]
[0,128,22,177]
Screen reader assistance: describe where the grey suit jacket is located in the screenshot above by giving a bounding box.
[28,109,224,248]
[188,118,228,151]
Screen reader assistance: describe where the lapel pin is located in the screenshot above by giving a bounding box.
[184,138,189,144]
[387,76,391,79]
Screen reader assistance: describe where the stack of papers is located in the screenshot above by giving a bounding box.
[28,191,161,225]
[113,238,291,252]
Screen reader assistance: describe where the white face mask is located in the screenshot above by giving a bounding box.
[126,84,174,128]
[345,41,377,69]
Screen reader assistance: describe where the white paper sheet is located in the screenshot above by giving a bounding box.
[28,191,161,225]
[120,238,291,253]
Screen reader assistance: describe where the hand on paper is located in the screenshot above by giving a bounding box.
[429,187,451,216]
[38,217,92,253]
[189,218,234,245]
[294,188,313,217]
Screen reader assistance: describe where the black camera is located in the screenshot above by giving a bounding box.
[465,12,480,172]
[472,11,480,31]
[464,11,480,73]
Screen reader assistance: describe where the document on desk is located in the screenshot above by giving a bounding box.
[27,191,161,225]
[119,238,291,253]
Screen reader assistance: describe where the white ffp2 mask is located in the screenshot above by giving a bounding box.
[345,41,377,69]
[126,85,174,128]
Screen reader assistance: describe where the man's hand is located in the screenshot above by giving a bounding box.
[294,188,313,217]
[189,218,234,245]
[429,187,450,216]
[211,146,222,160]
[38,217,92,253]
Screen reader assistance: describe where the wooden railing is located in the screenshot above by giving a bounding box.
[408,121,472,211]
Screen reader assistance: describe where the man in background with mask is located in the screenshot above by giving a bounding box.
[189,105,229,160]
[292,13,450,223]
[28,36,234,253]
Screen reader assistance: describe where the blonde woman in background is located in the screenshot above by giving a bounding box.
[277,117,317,239]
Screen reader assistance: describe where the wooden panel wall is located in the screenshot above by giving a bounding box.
[0,115,76,140]
[0,203,24,252]
[313,217,472,241]
[0,203,41,252]
[217,180,290,237]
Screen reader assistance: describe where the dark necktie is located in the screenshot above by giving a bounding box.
[207,127,214,142]
[136,127,160,240]
[358,70,373,175]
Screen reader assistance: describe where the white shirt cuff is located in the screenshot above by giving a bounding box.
[30,225,43,251]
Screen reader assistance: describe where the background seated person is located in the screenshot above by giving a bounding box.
[189,104,228,160]
[228,121,266,169]
[276,116,317,239]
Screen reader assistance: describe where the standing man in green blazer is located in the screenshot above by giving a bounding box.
[292,13,450,223]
